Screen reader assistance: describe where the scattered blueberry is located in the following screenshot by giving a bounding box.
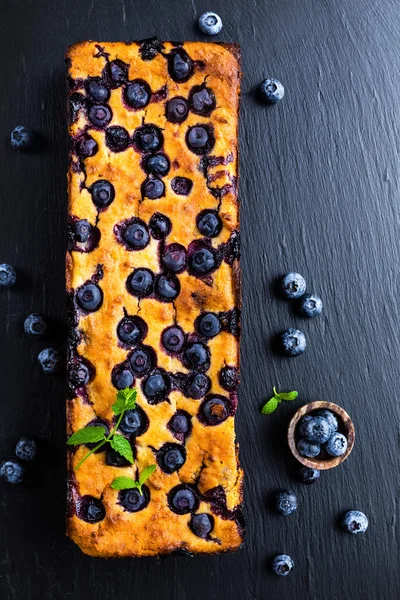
[118,487,150,512]
[104,59,128,87]
[145,155,170,176]
[189,85,216,116]
[105,125,130,152]
[279,328,306,357]
[259,78,285,104]
[186,125,214,155]
[281,272,306,299]
[88,105,112,128]
[272,554,294,576]
[127,268,154,298]
[275,491,297,516]
[10,126,35,150]
[189,247,217,276]
[197,312,221,338]
[168,411,191,436]
[297,466,320,484]
[198,12,223,35]
[341,510,368,535]
[134,124,163,152]
[182,342,210,371]
[168,484,198,514]
[76,134,98,158]
[219,366,239,392]
[123,219,150,250]
[76,282,103,312]
[149,213,172,239]
[24,313,48,337]
[301,416,331,444]
[143,370,170,403]
[186,372,211,399]
[74,219,92,243]
[38,348,62,375]
[200,395,230,426]
[0,458,25,484]
[161,326,185,353]
[190,513,214,538]
[69,360,91,386]
[0,264,17,288]
[85,77,110,102]
[112,365,135,390]
[157,443,186,474]
[161,244,187,273]
[316,409,338,434]
[168,49,194,83]
[297,438,320,458]
[298,293,323,318]
[118,407,149,437]
[15,436,38,462]
[129,346,156,377]
[196,210,222,237]
[90,180,115,209]
[166,97,189,123]
[325,432,348,457]
[124,79,151,109]
[154,274,180,302]
[171,177,193,196]
[141,177,165,200]
[117,315,147,346]
[77,496,106,523]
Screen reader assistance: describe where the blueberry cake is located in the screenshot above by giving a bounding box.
[66,40,242,557]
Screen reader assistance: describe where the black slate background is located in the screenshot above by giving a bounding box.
[1,0,399,598]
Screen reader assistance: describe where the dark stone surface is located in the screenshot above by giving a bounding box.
[0,0,399,598]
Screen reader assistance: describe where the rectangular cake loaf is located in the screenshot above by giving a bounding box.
[66,39,242,557]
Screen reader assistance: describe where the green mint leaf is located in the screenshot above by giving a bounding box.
[278,391,298,401]
[112,388,137,415]
[110,476,137,491]
[139,464,156,486]
[273,386,279,397]
[67,426,106,446]
[110,434,134,464]
[261,397,279,415]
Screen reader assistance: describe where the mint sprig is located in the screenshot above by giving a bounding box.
[261,386,298,415]
[111,464,157,495]
[67,388,137,470]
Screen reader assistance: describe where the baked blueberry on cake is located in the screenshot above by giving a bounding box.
[66,40,242,557]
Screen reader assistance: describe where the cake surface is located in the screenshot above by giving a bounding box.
[66,39,242,557]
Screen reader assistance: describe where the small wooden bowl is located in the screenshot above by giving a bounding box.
[287,401,355,470]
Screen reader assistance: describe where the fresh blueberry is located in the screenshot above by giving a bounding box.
[149,213,172,239]
[38,348,62,374]
[297,438,320,458]
[279,328,306,357]
[198,12,223,35]
[189,85,216,116]
[85,77,110,102]
[171,177,193,196]
[297,466,320,484]
[124,79,151,109]
[161,326,185,353]
[182,342,210,372]
[127,268,154,298]
[118,407,149,437]
[10,126,35,150]
[259,78,285,104]
[69,360,91,387]
[196,210,222,237]
[129,346,156,377]
[103,59,128,87]
[168,484,199,515]
[316,409,338,434]
[154,274,180,302]
[76,282,103,312]
[77,496,106,523]
[272,554,294,576]
[298,415,314,438]
[105,126,130,152]
[161,244,187,273]
[88,104,112,128]
[0,264,17,288]
[275,491,297,516]
[186,126,214,155]
[325,432,348,457]
[189,247,217,276]
[219,366,239,392]
[168,49,194,83]
[168,411,191,436]
[190,513,214,538]
[145,154,170,176]
[281,272,306,299]
[341,510,368,535]
[301,416,331,444]
[117,315,147,346]
[186,373,211,399]
[298,293,323,318]
[157,443,186,474]
[197,312,221,338]
[74,219,92,243]
[118,486,150,512]
[24,313,48,337]
[0,458,25,484]
[123,219,150,250]
[111,365,135,390]
[141,177,165,199]
[15,436,38,462]
[142,370,170,403]
[166,97,189,123]
[199,395,230,426]
[90,180,115,209]
[76,134,98,158]
[106,447,132,467]
[133,124,163,152]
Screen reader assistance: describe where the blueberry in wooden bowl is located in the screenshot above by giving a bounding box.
[287,401,355,470]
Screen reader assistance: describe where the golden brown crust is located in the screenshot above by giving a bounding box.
[66,40,242,557]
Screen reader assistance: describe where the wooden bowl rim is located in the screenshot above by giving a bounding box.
[287,401,355,470]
